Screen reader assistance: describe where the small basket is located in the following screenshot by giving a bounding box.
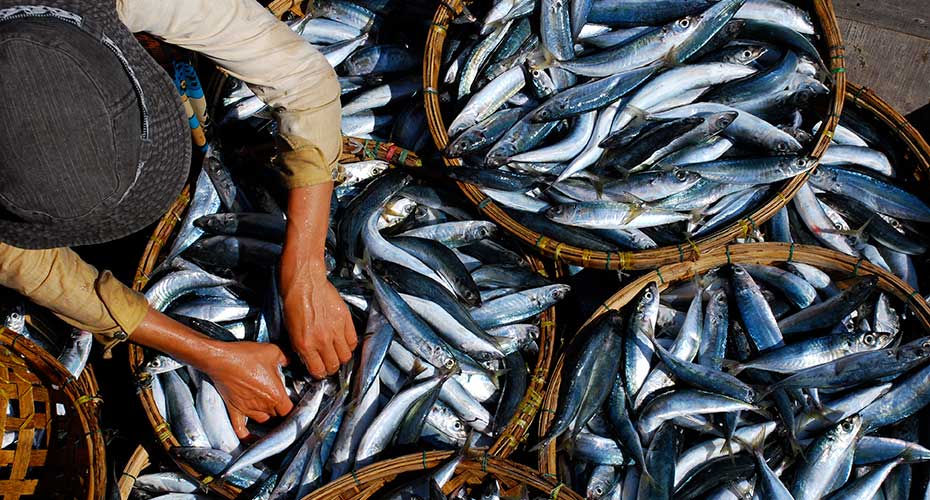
[0,327,106,500]
[536,242,930,477]
[304,451,583,500]
[423,0,848,270]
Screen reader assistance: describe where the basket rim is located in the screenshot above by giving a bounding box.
[128,172,562,498]
[845,82,930,172]
[0,326,106,500]
[302,451,583,500]
[422,0,848,270]
[536,242,930,475]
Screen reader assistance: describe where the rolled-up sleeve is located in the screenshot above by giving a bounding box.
[0,243,150,346]
[118,0,342,188]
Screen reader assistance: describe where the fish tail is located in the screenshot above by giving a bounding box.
[527,435,555,453]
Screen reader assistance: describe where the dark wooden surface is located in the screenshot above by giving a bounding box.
[834,0,930,116]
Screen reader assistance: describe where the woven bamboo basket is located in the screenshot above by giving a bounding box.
[128,180,561,497]
[536,242,930,478]
[304,451,583,500]
[423,0,847,270]
[844,81,930,204]
[0,327,105,500]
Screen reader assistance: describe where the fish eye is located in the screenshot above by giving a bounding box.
[734,267,745,274]
[675,170,688,181]
[453,421,463,431]
[742,50,753,59]
[864,334,875,345]
[644,291,652,300]
[444,358,456,369]
[678,19,690,28]
[594,487,604,495]
[841,421,854,432]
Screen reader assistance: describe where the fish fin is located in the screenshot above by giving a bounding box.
[619,204,643,227]
[819,216,873,244]
[527,45,557,71]
[528,435,556,453]
[688,207,705,226]
[617,193,650,226]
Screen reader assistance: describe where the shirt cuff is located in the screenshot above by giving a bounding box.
[57,271,149,354]
[274,92,343,189]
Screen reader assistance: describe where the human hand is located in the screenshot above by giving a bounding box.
[281,268,357,379]
[202,340,293,439]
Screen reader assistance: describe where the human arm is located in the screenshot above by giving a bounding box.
[118,0,354,377]
[0,241,292,437]
[131,307,293,438]
[279,182,356,378]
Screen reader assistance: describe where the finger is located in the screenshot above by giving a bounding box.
[274,394,294,417]
[333,329,353,364]
[343,315,359,351]
[277,349,290,367]
[226,404,250,440]
[245,410,272,424]
[303,350,328,379]
[319,342,341,375]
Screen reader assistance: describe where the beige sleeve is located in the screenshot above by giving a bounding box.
[0,242,150,346]
[118,0,342,188]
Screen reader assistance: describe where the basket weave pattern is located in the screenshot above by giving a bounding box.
[0,328,104,500]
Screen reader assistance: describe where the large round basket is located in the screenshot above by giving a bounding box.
[303,451,583,500]
[0,327,105,500]
[423,0,847,270]
[128,174,561,498]
[536,242,930,478]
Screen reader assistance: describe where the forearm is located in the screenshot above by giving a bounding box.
[280,182,334,284]
[131,307,225,371]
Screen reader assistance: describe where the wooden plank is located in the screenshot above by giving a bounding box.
[834,0,930,40]
[838,17,930,115]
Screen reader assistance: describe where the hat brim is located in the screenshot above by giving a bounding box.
[0,1,190,249]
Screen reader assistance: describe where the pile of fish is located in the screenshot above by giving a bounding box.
[438,0,833,250]
[0,298,93,380]
[136,148,568,498]
[759,110,930,298]
[220,0,434,151]
[538,261,930,499]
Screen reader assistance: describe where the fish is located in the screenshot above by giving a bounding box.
[540,258,924,500]
[435,0,832,251]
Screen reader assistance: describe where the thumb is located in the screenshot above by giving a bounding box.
[226,402,250,440]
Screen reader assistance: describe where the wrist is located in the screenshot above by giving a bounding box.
[280,255,328,289]
[194,338,232,375]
